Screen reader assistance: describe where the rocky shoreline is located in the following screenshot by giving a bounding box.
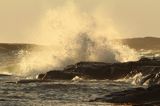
[36,58,160,85]
[90,84,160,105]
[14,57,160,105]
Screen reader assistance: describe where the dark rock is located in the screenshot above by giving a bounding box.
[16,79,51,84]
[37,73,45,79]
[41,70,76,80]
[64,65,75,71]
[90,85,160,105]
[37,58,160,82]
[139,57,152,62]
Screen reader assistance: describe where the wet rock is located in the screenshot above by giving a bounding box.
[90,84,160,105]
[16,79,51,83]
[37,58,160,81]
[36,73,45,79]
[139,57,152,62]
[42,70,76,80]
[129,66,160,86]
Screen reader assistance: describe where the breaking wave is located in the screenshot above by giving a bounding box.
[116,73,145,85]
[0,1,140,77]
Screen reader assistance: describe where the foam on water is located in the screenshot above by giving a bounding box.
[116,73,143,85]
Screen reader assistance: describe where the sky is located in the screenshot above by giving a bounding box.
[0,0,160,43]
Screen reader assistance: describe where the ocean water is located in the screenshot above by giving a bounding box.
[0,76,136,106]
[0,53,136,106]
[0,49,159,106]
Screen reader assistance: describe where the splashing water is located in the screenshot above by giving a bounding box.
[16,1,140,77]
[116,73,143,85]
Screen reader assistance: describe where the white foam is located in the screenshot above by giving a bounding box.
[72,76,83,81]
[13,1,140,76]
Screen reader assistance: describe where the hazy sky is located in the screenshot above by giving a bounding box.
[0,0,160,43]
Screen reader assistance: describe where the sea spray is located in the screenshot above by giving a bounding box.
[16,1,140,76]
[116,73,143,85]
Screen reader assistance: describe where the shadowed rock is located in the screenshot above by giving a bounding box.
[16,79,51,83]
[37,58,160,83]
[36,73,45,79]
[90,84,160,105]
[41,70,76,80]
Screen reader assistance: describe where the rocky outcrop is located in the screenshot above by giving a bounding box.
[37,58,160,83]
[41,70,76,80]
[90,84,160,105]
[19,57,160,105]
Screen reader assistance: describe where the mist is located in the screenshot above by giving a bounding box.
[14,1,140,76]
